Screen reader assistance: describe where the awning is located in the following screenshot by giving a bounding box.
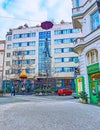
[19,70,27,79]
[91,73,100,79]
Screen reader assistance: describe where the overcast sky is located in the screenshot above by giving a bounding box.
[0,0,72,40]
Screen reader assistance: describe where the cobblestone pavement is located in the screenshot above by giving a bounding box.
[0,94,100,130]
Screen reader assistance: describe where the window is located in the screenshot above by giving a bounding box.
[91,11,99,30]
[29,33,36,37]
[13,34,20,39]
[54,58,62,62]
[28,50,35,55]
[7,53,11,57]
[54,48,62,53]
[26,68,35,74]
[29,41,36,46]
[63,48,74,52]
[6,61,10,66]
[63,58,69,62]
[12,60,18,65]
[13,51,18,56]
[54,38,73,44]
[5,70,10,75]
[55,67,74,72]
[7,36,12,41]
[54,29,75,35]
[32,33,36,37]
[7,44,12,49]
[30,68,35,74]
[76,0,80,7]
[21,34,28,38]
[13,43,20,48]
[86,49,98,65]
[63,67,74,72]
[55,68,62,72]
[30,59,35,64]
[13,33,36,39]
[11,69,18,74]
[72,28,80,33]
[21,42,27,47]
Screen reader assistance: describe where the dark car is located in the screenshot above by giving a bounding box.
[57,88,73,96]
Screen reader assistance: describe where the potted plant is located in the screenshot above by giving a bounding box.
[96,91,100,106]
[79,91,88,104]
[0,89,4,97]
[34,89,41,95]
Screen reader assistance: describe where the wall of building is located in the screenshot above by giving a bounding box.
[0,41,5,89]
[72,0,100,103]
[3,22,82,90]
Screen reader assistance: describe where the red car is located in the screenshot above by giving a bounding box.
[57,88,73,96]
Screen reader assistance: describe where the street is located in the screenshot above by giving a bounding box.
[0,94,100,130]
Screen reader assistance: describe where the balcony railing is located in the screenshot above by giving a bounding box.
[74,27,100,47]
[72,0,96,17]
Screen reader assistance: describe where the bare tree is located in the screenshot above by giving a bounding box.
[10,48,33,79]
[8,48,34,92]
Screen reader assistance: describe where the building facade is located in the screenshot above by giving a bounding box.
[72,0,100,103]
[0,40,5,89]
[2,22,82,91]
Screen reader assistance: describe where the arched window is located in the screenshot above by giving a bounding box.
[86,49,98,65]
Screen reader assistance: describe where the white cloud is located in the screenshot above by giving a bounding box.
[46,0,58,8]
[57,0,72,22]
[0,0,72,40]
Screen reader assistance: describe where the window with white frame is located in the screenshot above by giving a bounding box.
[86,49,98,65]
[91,11,99,31]
[7,36,12,41]
[6,61,10,66]
[7,44,12,49]
[75,0,80,7]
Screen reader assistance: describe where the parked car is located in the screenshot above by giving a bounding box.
[57,88,73,96]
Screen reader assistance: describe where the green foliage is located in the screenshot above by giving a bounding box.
[34,86,58,95]
[97,91,100,102]
[6,85,11,92]
[15,86,19,92]
[26,86,31,92]
[34,89,41,94]
[0,89,4,94]
[79,91,88,100]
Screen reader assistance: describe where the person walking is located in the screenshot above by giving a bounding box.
[11,87,16,96]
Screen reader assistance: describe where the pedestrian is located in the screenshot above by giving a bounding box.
[11,87,16,96]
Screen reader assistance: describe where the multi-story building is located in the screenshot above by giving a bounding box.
[72,0,100,103]
[2,22,82,91]
[0,40,5,89]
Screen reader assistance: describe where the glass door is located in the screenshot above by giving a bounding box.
[89,81,98,103]
[97,81,100,92]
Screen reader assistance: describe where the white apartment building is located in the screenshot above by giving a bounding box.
[3,22,82,90]
[0,40,5,89]
[72,0,100,103]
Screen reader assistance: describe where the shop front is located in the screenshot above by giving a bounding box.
[87,63,100,104]
[75,76,85,97]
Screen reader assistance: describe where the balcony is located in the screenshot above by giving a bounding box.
[74,27,100,52]
[72,0,96,18]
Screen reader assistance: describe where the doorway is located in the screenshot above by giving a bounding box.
[89,80,100,103]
